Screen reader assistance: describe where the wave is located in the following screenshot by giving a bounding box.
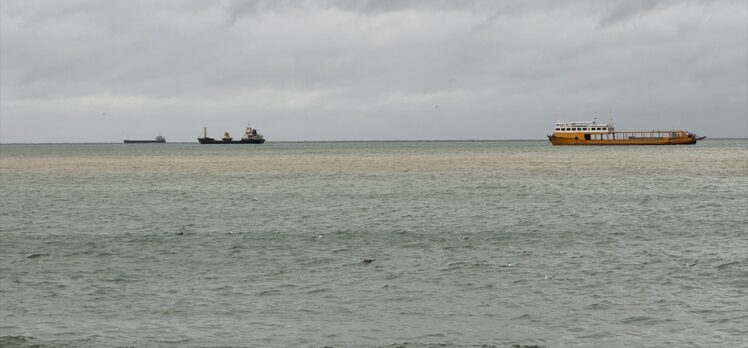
[0,336,56,348]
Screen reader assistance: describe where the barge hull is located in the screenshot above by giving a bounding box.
[547,135,698,145]
[197,138,265,144]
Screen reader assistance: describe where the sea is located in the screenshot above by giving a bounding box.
[1,140,746,348]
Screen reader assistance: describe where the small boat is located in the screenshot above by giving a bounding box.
[124,135,166,144]
[547,120,704,145]
[198,124,265,144]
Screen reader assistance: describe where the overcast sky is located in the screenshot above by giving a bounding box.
[1,0,746,142]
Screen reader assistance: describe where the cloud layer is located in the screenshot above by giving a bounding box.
[1,0,746,142]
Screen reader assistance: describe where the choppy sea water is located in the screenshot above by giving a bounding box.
[1,140,746,348]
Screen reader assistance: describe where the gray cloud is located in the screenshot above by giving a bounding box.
[598,0,660,25]
[1,0,745,142]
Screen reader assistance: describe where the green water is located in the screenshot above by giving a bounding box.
[1,140,746,347]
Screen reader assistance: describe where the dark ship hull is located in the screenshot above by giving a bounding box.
[198,137,265,144]
[124,139,165,144]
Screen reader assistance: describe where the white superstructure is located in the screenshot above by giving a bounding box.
[554,120,614,133]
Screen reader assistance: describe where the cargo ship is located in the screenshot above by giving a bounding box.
[124,135,166,144]
[547,120,705,145]
[198,124,265,144]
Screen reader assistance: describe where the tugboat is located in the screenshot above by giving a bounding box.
[124,135,166,143]
[198,124,265,144]
[547,119,705,145]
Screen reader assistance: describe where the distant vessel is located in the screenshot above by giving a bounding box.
[124,135,166,144]
[198,124,265,144]
[547,120,705,145]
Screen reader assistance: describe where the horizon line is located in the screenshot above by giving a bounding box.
[0,138,744,145]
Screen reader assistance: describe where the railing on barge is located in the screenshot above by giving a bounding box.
[589,131,689,140]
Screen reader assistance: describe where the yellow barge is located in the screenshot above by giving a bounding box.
[547,120,705,145]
